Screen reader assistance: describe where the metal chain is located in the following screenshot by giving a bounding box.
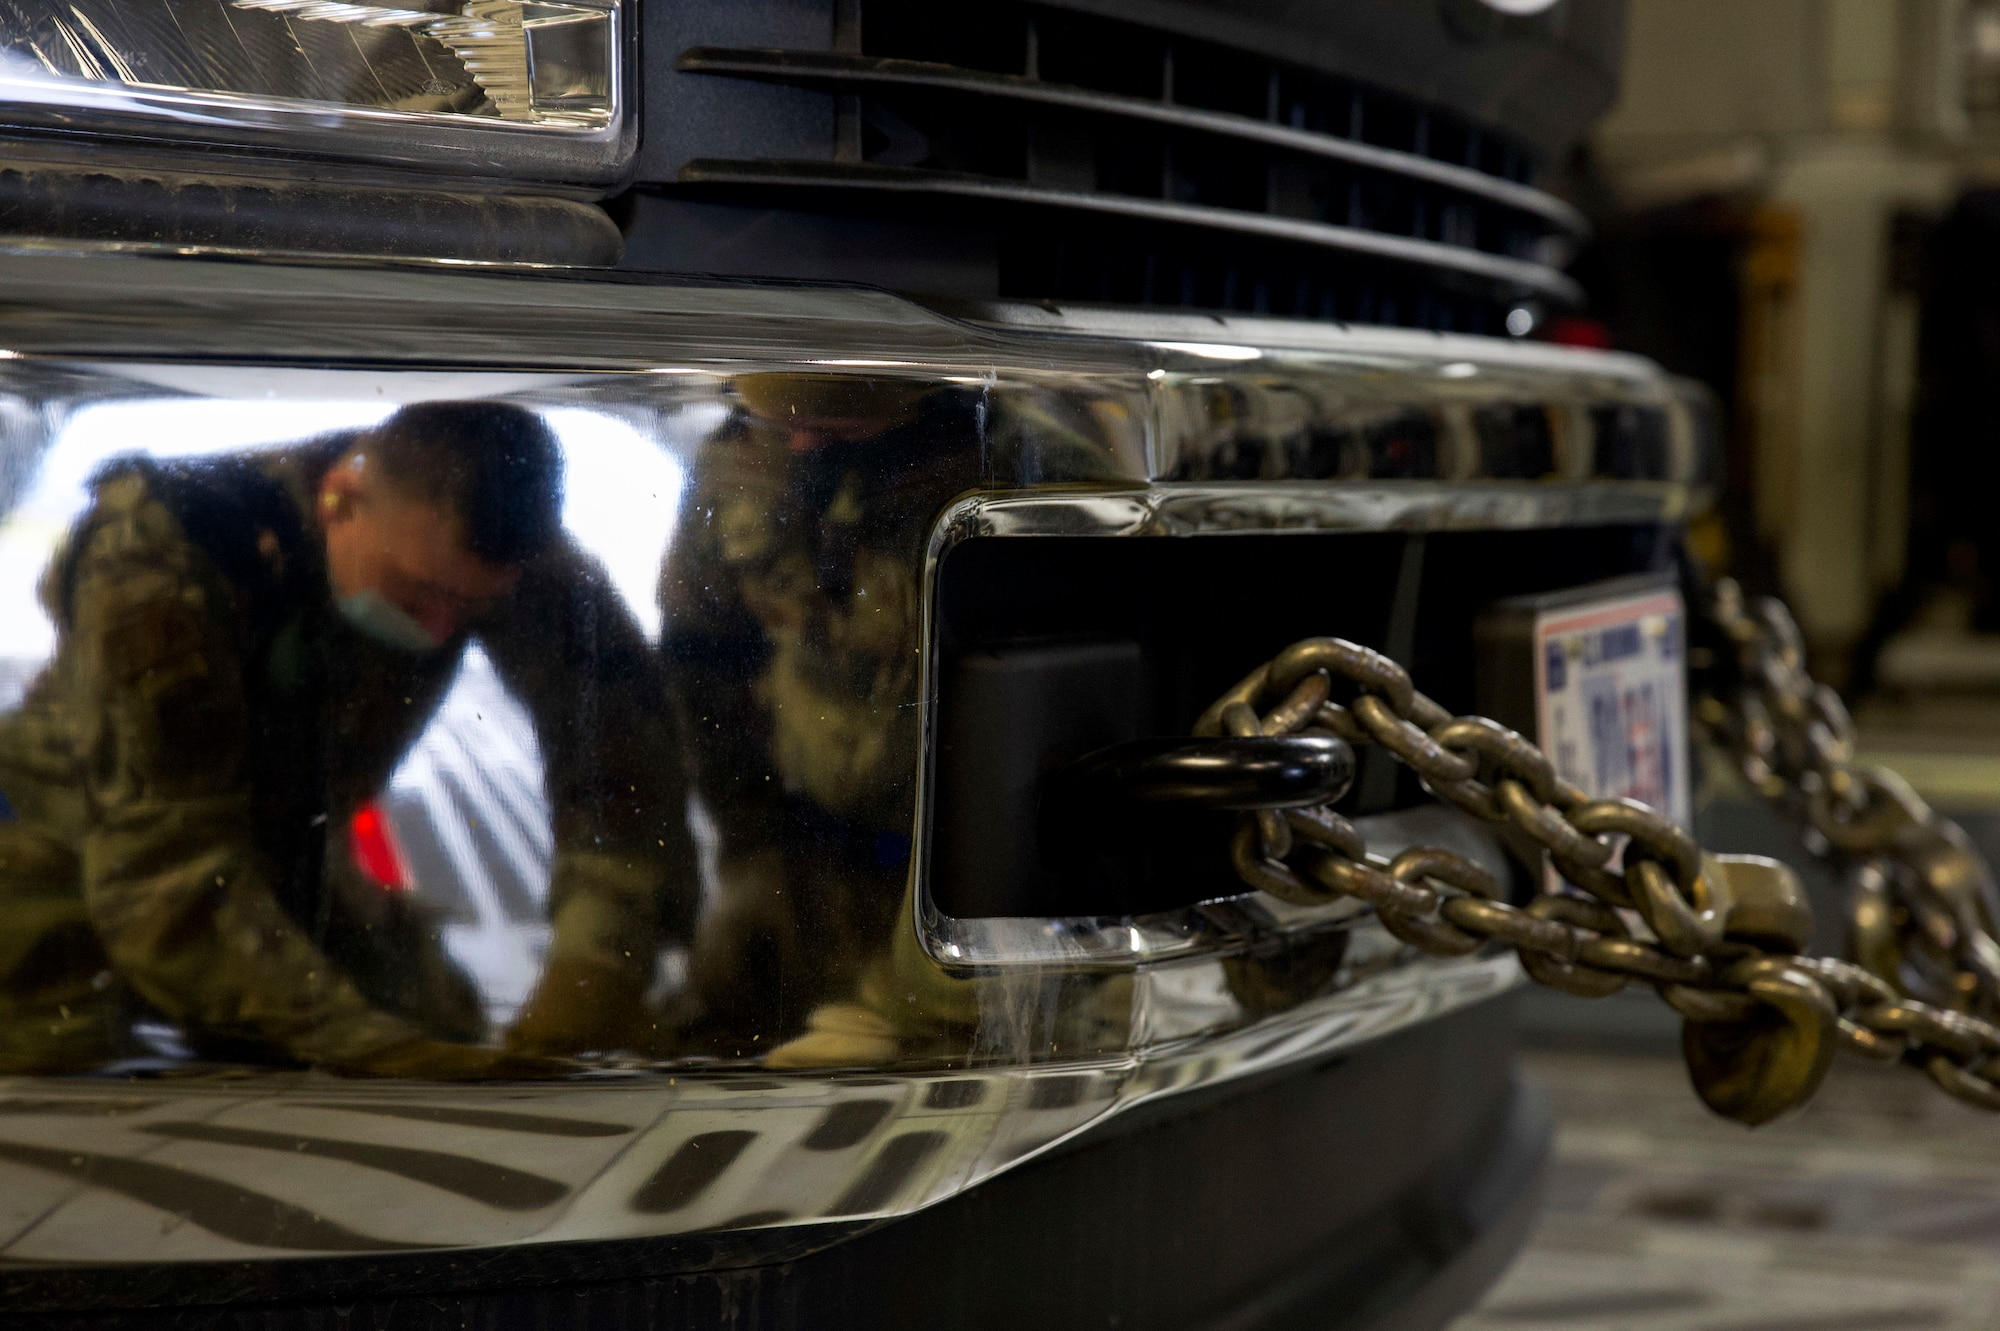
[1197,606,2000,1125]
[1698,579,2000,1018]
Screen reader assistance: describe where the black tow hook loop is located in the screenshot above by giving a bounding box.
[1049,735,1356,811]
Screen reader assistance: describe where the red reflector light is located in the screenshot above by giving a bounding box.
[1544,315,1612,349]
[348,801,412,891]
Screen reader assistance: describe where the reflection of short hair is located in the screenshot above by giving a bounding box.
[358,401,562,565]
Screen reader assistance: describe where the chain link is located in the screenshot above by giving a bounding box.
[1701,579,2000,1022]
[1199,586,2000,1125]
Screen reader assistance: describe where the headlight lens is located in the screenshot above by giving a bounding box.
[0,0,618,144]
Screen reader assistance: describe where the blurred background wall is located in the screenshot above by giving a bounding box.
[1565,0,2000,716]
[1496,0,2000,1042]
[1473,19,2000,1317]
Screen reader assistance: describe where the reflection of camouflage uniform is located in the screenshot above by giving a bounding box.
[661,385,975,1049]
[0,443,697,1072]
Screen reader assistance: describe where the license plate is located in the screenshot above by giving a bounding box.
[1531,583,1691,828]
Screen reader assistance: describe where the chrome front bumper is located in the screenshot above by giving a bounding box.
[0,248,1707,1266]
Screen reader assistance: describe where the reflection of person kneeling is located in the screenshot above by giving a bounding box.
[0,401,697,1076]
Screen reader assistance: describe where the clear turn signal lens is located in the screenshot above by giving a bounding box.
[0,0,617,131]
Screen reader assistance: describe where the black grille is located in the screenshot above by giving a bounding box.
[672,0,1584,334]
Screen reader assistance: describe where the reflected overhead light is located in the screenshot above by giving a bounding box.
[386,642,553,1024]
[1439,362,1479,379]
[86,364,579,402]
[1148,342,1263,361]
[545,406,689,642]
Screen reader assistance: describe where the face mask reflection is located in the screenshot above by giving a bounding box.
[317,453,523,650]
[334,588,445,654]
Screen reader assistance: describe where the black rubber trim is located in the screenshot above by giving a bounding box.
[675,46,1587,237]
[0,161,623,266]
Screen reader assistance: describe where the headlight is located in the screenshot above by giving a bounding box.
[0,0,627,185]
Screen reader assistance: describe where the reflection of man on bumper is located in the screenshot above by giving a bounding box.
[0,401,695,1074]
[661,375,967,1060]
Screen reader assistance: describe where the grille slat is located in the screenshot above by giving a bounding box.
[673,47,1586,237]
[677,156,1581,307]
[664,1,1583,331]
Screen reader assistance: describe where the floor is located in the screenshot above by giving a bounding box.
[1453,1047,2000,1331]
[1452,682,2000,1331]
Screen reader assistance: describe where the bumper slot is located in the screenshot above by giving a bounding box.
[927,525,1680,920]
